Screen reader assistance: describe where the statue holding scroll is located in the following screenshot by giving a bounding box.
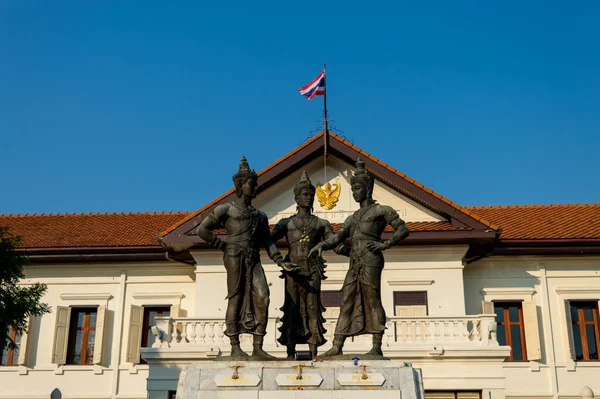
[271,171,349,360]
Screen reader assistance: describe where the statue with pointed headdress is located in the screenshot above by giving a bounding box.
[271,171,349,360]
[196,156,297,360]
[309,157,409,357]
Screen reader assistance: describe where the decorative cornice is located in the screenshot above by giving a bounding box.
[481,287,536,301]
[59,293,113,301]
[555,287,600,295]
[481,288,536,296]
[387,279,434,286]
[132,292,185,300]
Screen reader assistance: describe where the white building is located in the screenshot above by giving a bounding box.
[1,132,599,399]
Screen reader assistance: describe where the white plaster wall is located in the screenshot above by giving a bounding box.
[0,261,195,399]
[464,255,600,399]
[6,251,600,399]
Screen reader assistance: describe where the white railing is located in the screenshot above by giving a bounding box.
[152,314,498,349]
[385,315,495,344]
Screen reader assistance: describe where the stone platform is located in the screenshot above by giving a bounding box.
[175,360,424,399]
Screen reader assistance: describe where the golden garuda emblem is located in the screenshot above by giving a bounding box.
[316,181,341,210]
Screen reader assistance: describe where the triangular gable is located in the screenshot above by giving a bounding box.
[253,155,445,224]
[160,132,498,250]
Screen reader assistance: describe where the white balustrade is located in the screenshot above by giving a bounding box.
[152,314,498,348]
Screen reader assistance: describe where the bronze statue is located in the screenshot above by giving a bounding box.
[196,156,297,360]
[309,157,409,357]
[271,172,349,360]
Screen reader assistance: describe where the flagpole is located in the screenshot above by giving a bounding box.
[323,62,328,183]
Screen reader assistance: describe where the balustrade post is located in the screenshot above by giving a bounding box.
[179,321,188,344]
[415,320,422,341]
[224,321,230,344]
[444,321,452,341]
[197,322,206,344]
[385,320,394,344]
[426,321,434,342]
[170,318,180,345]
[408,321,415,342]
[188,322,197,344]
[213,322,224,344]
[461,320,470,342]
[205,322,215,344]
[400,321,408,342]
[453,321,460,341]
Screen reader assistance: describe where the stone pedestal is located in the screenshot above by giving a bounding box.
[175,360,424,399]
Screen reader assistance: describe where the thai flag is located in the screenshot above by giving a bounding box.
[298,71,325,100]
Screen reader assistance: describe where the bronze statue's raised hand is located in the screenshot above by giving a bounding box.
[278,261,299,273]
[308,243,324,259]
[366,241,387,253]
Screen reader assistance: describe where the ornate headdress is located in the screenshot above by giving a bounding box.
[232,156,257,196]
[350,157,375,198]
[293,171,316,197]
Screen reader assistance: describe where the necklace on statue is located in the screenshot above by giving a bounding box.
[295,216,314,244]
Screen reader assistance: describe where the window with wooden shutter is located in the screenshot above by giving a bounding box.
[494,302,527,361]
[564,300,576,361]
[141,306,171,348]
[569,301,600,361]
[66,307,98,365]
[126,305,144,364]
[1,326,21,366]
[93,306,106,365]
[139,306,171,364]
[394,291,428,316]
[16,317,30,366]
[52,306,72,365]
[522,300,542,361]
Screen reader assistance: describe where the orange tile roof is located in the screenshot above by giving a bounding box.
[465,203,600,240]
[1,204,600,250]
[0,212,188,248]
[0,213,465,249]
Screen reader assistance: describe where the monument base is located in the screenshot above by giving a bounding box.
[175,360,424,399]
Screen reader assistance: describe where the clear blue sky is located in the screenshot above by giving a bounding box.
[1,1,598,214]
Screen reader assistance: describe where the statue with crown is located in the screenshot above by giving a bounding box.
[271,171,350,360]
[196,156,298,360]
[309,157,410,358]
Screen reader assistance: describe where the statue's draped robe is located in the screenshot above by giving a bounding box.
[271,216,334,346]
[321,203,404,337]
